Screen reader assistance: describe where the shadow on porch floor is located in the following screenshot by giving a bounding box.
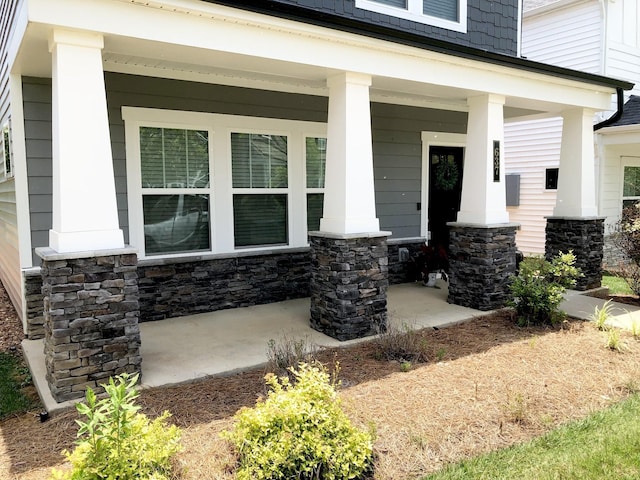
[23,280,489,414]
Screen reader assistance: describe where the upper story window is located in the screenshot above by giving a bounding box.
[356,0,467,33]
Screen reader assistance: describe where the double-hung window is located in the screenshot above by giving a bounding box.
[305,137,326,231]
[139,126,211,255]
[622,159,640,211]
[231,133,289,247]
[355,0,466,32]
[124,108,327,258]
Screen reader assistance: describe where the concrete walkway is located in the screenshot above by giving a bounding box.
[22,281,640,414]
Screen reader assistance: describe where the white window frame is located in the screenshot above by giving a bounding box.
[621,157,640,212]
[123,107,326,259]
[0,119,13,181]
[355,0,467,33]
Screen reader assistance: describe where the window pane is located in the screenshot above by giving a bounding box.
[306,137,326,189]
[423,0,458,21]
[623,166,640,197]
[307,193,324,232]
[140,127,209,188]
[233,194,288,247]
[231,133,288,188]
[372,0,407,7]
[143,194,210,255]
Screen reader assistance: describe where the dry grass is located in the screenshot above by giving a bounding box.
[1,282,640,480]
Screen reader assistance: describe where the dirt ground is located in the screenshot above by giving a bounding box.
[1,281,639,480]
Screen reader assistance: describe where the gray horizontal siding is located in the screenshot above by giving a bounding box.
[23,72,468,262]
[371,102,466,238]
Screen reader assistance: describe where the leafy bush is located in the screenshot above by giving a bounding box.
[508,251,581,326]
[612,202,640,296]
[223,362,373,480]
[51,373,181,480]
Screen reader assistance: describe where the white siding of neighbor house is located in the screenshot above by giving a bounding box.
[505,0,603,254]
[0,0,23,319]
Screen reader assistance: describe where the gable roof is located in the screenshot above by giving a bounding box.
[206,0,633,93]
[608,96,640,127]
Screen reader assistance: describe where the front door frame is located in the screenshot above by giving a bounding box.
[421,132,466,242]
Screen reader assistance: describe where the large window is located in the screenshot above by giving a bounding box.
[306,137,326,231]
[124,108,326,258]
[231,133,289,247]
[140,126,211,255]
[622,161,640,210]
[356,0,466,32]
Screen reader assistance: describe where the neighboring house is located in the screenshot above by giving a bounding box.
[504,0,640,257]
[0,0,631,402]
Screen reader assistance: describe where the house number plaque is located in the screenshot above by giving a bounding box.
[493,140,500,182]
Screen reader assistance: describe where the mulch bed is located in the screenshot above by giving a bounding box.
[1,281,640,479]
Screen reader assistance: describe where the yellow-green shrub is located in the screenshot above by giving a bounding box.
[223,362,373,480]
[51,373,181,480]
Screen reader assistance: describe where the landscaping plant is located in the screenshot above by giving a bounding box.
[508,251,581,326]
[223,361,374,480]
[51,373,181,480]
[612,202,640,296]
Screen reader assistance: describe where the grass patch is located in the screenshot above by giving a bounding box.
[0,352,38,419]
[602,274,635,296]
[423,394,640,480]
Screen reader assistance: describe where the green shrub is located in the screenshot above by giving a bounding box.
[508,251,581,326]
[223,362,373,480]
[51,373,181,480]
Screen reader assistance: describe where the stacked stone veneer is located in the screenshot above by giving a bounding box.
[545,217,604,290]
[38,249,141,402]
[447,224,518,311]
[309,233,389,341]
[26,245,423,337]
[24,269,46,339]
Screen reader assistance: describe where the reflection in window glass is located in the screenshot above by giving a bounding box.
[306,137,326,189]
[307,193,324,232]
[233,194,288,247]
[231,133,288,188]
[140,127,209,188]
[143,194,210,255]
[623,166,640,197]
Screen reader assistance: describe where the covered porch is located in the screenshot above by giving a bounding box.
[23,281,486,414]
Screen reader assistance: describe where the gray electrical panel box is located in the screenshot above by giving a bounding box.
[506,174,520,206]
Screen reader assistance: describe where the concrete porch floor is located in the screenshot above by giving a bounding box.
[24,281,640,415]
[24,281,487,414]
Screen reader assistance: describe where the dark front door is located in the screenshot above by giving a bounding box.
[428,146,464,252]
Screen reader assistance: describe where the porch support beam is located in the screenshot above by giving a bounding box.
[320,72,380,235]
[48,29,124,253]
[553,108,598,217]
[457,94,509,225]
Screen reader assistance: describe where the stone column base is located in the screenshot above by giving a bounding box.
[545,217,604,290]
[37,247,141,403]
[309,232,389,341]
[447,223,519,311]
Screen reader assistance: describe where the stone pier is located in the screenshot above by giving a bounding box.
[545,217,604,290]
[447,223,519,311]
[309,232,389,341]
[37,247,141,402]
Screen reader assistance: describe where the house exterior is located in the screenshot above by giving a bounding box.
[504,0,640,258]
[0,0,632,402]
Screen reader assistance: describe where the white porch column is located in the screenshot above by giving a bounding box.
[553,108,598,217]
[48,29,124,253]
[319,72,380,234]
[457,94,509,225]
